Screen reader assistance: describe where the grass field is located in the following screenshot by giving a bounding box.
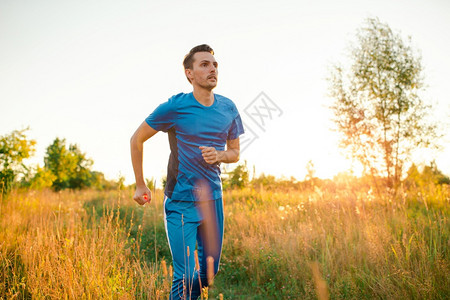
[0,181,449,299]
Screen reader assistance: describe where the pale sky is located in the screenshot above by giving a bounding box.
[1,0,449,185]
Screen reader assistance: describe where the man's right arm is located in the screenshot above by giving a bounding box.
[130,121,158,205]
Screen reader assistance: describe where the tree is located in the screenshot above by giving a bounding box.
[222,162,249,189]
[44,138,93,190]
[21,165,56,190]
[405,162,450,187]
[0,129,36,194]
[230,163,249,189]
[66,144,93,189]
[304,160,317,188]
[329,18,438,189]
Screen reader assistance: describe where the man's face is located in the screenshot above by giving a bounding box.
[186,52,218,90]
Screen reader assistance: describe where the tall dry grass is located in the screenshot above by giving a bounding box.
[215,183,449,298]
[0,189,171,299]
[0,181,449,299]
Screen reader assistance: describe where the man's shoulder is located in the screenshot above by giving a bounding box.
[216,93,238,107]
[161,92,191,109]
[215,93,239,114]
[168,92,190,102]
[215,93,233,103]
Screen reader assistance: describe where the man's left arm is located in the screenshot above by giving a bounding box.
[200,138,240,164]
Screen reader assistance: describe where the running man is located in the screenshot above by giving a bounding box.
[130,44,244,299]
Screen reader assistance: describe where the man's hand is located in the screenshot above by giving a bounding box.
[133,185,152,205]
[199,146,219,164]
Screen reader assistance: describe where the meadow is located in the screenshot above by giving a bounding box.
[0,179,449,299]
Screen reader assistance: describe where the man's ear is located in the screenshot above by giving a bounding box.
[185,68,194,83]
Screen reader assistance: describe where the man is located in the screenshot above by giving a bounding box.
[130,44,244,299]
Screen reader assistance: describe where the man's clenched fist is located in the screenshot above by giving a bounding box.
[133,185,152,205]
[200,146,220,164]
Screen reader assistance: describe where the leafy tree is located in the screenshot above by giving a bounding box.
[145,177,156,191]
[66,144,93,189]
[405,162,450,187]
[304,160,318,188]
[222,162,249,189]
[0,129,36,194]
[305,160,316,181]
[117,174,126,190]
[329,18,438,189]
[44,138,72,190]
[44,138,93,190]
[21,165,56,190]
[89,171,119,190]
[422,162,449,185]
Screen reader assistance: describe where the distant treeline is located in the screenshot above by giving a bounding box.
[1,129,448,196]
[0,129,121,194]
[221,160,449,193]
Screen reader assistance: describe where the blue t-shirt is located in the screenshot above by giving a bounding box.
[145,92,245,201]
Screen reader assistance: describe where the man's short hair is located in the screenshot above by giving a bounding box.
[183,44,214,71]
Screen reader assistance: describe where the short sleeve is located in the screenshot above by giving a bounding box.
[145,98,177,132]
[227,113,245,140]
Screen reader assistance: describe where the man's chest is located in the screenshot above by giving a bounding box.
[176,108,232,141]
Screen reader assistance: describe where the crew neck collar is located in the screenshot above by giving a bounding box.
[190,92,217,108]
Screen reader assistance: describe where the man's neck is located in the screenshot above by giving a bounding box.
[193,87,214,107]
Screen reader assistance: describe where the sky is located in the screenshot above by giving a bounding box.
[1,0,449,185]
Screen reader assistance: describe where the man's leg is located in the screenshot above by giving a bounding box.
[164,197,201,300]
[193,198,224,298]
